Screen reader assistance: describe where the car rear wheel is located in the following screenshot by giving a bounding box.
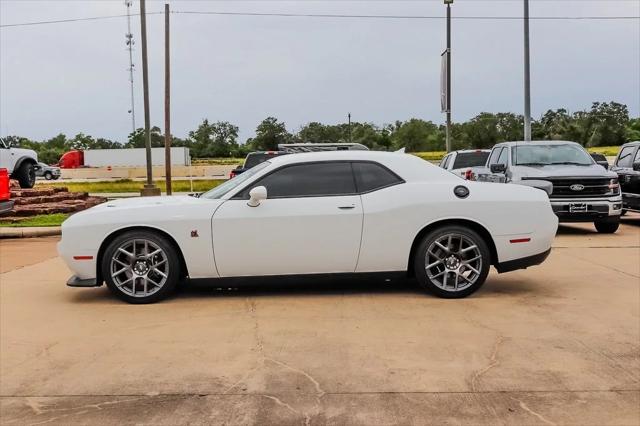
[102,230,180,304]
[594,218,619,234]
[414,225,491,298]
[14,162,36,188]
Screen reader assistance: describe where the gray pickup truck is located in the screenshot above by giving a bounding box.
[477,140,623,233]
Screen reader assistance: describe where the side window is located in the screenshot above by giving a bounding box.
[236,162,356,199]
[440,154,450,169]
[634,147,640,163]
[497,147,509,165]
[353,162,403,193]
[616,146,635,168]
[488,147,503,165]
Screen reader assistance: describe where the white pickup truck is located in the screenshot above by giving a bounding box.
[0,138,38,188]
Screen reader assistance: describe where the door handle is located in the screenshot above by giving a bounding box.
[338,205,355,210]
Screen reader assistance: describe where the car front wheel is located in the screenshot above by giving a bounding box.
[101,230,180,304]
[414,225,491,298]
[44,171,53,180]
[594,218,619,234]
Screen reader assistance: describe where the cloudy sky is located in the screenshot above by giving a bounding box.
[1,0,639,143]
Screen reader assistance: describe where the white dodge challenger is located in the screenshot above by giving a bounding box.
[58,151,558,303]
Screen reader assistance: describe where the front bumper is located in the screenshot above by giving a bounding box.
[622,193,640,211]
[550,196,622,222]
[496,248,551,273]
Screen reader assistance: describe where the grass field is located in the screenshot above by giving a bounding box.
[37,179,225,194]
[0,213,70,228]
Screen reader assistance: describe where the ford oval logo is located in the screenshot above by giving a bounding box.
[570,184,585,191]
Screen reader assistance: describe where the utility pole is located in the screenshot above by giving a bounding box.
[348,113,352,143]
[445,0,453,152]
[523,0,532,141]
[139,0,160,196]
[164,3,172,195]
[125,0,136,134]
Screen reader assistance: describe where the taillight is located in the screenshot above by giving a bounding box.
[464,169,475,180]
[229,171,236,179]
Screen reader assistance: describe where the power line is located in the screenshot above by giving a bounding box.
[2,11,638,28]
[174,11,640,20]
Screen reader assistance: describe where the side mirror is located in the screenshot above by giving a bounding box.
[633,162,640,172]
[490,163,507,174]
[247,186,267,207]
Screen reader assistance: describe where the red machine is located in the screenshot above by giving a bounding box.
[57,150,84,169]
[0,168,13,215]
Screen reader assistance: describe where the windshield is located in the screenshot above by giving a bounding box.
[453,152,490,169]
[513,144,593,166]
[201,161,271,199]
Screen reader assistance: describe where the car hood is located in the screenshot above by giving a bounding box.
[513,164,617,179]
[93,195,207,210]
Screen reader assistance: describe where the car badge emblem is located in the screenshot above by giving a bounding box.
[191,230,199,238]
[570,184,584,191]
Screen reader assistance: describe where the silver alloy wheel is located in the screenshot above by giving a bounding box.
[110,238,169,298]
[425,233,482,292]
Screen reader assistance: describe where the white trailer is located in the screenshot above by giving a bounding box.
[83,147,191,167]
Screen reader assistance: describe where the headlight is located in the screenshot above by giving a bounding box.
[606,178,620,195]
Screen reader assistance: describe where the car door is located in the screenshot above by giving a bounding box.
[212,161,364,277]
[485,147,506,183]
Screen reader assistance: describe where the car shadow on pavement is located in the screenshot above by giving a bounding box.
[67,275,538,304]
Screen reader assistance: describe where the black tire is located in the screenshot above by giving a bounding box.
[413,225,491,298]
[14,162,36,188]
[101,230,180,304]
[44,171,53,180]
[594,218,620,234]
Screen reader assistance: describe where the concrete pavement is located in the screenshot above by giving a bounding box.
[1,217,639,425]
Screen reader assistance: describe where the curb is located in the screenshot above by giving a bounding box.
[0,226,62,239]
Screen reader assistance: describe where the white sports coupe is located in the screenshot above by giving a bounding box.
[58,151,558,303]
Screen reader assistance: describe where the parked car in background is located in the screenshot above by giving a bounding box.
[477,141,622,233]
[0,138,38,188]
[36,162,61,180]
[590,152,610,170]
[59,150,557,304]
[230,151,289,178]
[439,149,491,180]
[611,141,640,214]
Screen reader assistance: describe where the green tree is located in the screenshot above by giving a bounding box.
[626,118,640,141]
[391,119,442,152]
[188,120,239,157]
[126,127,165,148]
[247,117,292,151]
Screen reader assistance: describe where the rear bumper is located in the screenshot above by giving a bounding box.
[495,248,551,274]
[67,275,100,287]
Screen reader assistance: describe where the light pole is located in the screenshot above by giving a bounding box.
[444,0,453,153]
[523,0,532,141]
[348,113,352,143]
[139,0,160,196]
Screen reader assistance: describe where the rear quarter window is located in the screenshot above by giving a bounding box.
[353,162,404,193]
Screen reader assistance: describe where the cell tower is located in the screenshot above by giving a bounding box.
[125,0,136,133]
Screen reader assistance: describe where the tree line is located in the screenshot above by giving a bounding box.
[4,101,639,165]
